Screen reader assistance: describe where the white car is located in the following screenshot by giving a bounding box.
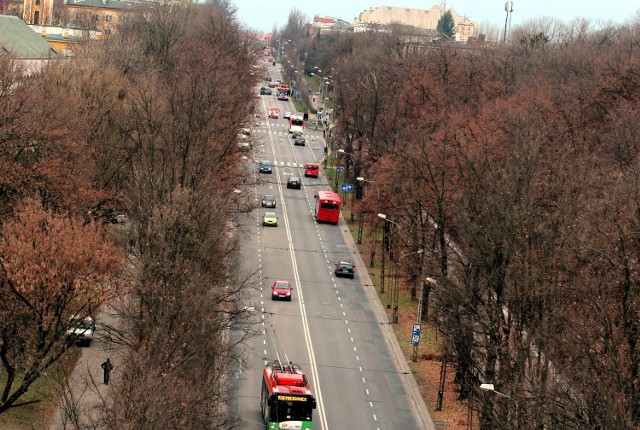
[66,315,96,346]
[283,111,291,119]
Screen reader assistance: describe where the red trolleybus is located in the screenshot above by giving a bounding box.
[288,114,305,134]
[314,190,341,224]
[261,361,317,429]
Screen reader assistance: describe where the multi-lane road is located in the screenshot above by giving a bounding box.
[232,62,433,430]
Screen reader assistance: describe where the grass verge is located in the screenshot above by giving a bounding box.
[0,348,81,428]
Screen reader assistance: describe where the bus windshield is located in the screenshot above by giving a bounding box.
[291,118,303,127]
[271,398,313,422]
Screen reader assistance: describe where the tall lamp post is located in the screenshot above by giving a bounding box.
[480,384,520,427]
[357,177,380,268]
[338,149,356,223]
[378,213,400,317]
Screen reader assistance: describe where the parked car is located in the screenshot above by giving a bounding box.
[262,212,278,227]
[66,315,96,346]
[294,136,306,146]
[334,261,355,278]
[262,194,276,208]
[271,280,293,301]
[287,176,301,189]
[259,160,272,174]
[260,87,272,95]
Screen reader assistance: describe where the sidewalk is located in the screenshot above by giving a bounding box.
[48,304,123,430]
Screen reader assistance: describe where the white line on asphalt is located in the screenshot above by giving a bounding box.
[264,105,329,430]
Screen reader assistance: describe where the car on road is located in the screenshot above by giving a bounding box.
[260,87,272,95]
[304,163,319,178]
[293,135,306,146]
[277,93,289,101]
[271,280,293,301]
[334,261,355,278]
[259,160,272,174]
[262,212,278,227]
[291,131,303,139]
[283,111,291,119]
[66,315,96,346]
[264,76,272,82]
[268,82,277,88]
[287,176,301,189]
[262,194,276,208]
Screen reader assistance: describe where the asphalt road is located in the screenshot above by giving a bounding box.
[232,62,433,430]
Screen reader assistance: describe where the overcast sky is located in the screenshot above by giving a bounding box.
[230,0,640,34]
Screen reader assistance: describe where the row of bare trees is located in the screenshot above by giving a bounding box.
[0,1,259,428]
[290,17,640,430]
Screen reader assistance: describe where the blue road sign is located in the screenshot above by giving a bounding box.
[340,183,353,192]
[336,166,344,173]
[411,323,421,346]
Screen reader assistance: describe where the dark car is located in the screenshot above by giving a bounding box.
[271,280,293,301]
[262,194,276,208]
[334,261,355,278]
[259,160,272,174]
[293,136,306,146]
[260,87,272,95]
[287,176,301,189]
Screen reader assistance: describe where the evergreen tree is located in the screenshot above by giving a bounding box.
[436,10,456,39]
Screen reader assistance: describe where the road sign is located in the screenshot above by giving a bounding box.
[340,183,353,192]
[411,323,421,346]
[336,166,344,173]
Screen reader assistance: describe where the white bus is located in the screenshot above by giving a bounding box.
[288,114,305,133]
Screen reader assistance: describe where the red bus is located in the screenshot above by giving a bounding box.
[315,190,341,224]
[261,361,316,429]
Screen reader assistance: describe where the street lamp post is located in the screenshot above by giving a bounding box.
[378,213,401,321]
[480,384,520,427]
[338,149,356,222]
[357,177,381,267]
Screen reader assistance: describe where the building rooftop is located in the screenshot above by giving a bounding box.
[0,16,58,58]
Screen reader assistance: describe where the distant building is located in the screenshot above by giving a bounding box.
[0,15,56,56]
[353,5,478,42]
[313,16,336,29]
[0,15,58,73]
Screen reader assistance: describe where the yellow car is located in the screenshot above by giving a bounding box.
[262,212,278,227]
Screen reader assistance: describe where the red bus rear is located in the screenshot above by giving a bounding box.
[315,190,341,224]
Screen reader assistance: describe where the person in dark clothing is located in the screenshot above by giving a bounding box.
[101,358,113,385]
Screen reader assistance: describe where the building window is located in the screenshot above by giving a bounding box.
[35,0,40,5]
[105,14,112,22]
[34,10,40,24]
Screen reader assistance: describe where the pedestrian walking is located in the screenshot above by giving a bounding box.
[101,358,113,385]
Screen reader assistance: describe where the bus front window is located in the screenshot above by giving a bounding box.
[278,400,313,421]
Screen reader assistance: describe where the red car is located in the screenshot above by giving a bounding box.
[271,280,293,301]
[305,163,319,178]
